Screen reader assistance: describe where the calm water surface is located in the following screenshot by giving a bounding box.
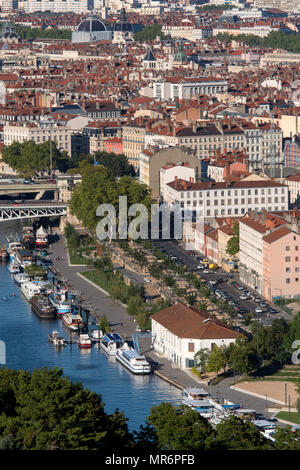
[0,220,182,432]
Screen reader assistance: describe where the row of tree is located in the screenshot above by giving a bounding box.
[217,30,300,53]
[0,367,299,450]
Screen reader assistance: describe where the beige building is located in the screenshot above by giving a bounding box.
[4,121,72,155]
[123,122,147,169]
[139,147,200,200]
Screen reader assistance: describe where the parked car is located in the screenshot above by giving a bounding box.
[203,269,210,274]
[260,302,268,308]
[255,307,263,314]
[240,294,248,300]
[255,298,262,303]
[237,285,244,290]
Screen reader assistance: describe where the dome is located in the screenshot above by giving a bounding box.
[77,17,107,33]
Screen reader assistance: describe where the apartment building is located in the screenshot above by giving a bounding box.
[263,226,300,301]
[21,0,90,13]
[3,120,72,155]
[123,122,147,169]
[285,173,300,206]
[163,179,288,220]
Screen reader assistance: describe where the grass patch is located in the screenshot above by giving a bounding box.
[276,411,300,425]
[69,248,89,265]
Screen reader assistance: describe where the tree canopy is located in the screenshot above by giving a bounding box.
[2,140,69,177]
[0,367,134,450]
[70,162,151,232]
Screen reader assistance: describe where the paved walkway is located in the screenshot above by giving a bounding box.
[49,231,276,418]
[48,232,136,341]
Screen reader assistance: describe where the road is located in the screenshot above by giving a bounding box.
[152,240,291,327]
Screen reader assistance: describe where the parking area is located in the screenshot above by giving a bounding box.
[152,240,289,327]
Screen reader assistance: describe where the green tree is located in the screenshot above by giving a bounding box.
[144,403,215,450]
[212,415,270,450]
[194,348,209,375]
[0,367,134,450]
[226,222,239,256]
[93,151,135,177]
[274,426,300,450]
[207,345,227,375]
[99,315,110,334]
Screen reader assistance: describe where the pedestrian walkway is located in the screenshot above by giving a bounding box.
[49,232,276,418]
[49,233,136,340]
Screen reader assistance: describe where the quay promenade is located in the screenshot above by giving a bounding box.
[48,231,276,418]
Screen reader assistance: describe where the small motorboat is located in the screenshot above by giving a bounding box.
[78,334,92,349]
[48,330,66,347]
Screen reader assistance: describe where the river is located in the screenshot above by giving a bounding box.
[0,220,182,432]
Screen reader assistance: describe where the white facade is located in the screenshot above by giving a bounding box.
[239,218,265,294]
[21,0,90,13]
[4,121,72,155]
[162,181,289,219]
[153,79,228,101]
[151,318,236,370]
[160,164,195,198]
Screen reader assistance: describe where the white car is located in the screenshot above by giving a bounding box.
[203,269,210,274]
[240,294,247,300]
[255,307,263,314]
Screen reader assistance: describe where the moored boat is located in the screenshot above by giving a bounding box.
[78,334,92,349]
[100,333,124,356]
[61,312,82,332]
[8,262,20,274]
[48,290,72,314]
[181,388,213,418]
[48,330,66,347]
[116,345,151,375]
[21,281,47,301]
[30,294,57,320]
[14,272,30,285]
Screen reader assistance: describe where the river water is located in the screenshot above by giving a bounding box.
[0,220,182,432]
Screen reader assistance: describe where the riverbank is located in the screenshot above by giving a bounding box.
[48,229,279,417]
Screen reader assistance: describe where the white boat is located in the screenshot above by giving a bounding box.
[116,346,151,375]
[209,396,240,412]
[48,290,72,315]
[181,388,213,418]
[21,281,46,301]
[8,241,23,257]
[14,272,30,285]
[48,330,66,347]
[78,334,92,349]
[8,262,20,274]
[91,329,103,342]
[61,313,82,332]
[100,333,124,356]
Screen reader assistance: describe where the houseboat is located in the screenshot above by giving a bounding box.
[7,241,23,261]
[209,396,240,413]
[8,262,20,274]
[48,290,72,315]
[116,346,152,375]
[21,281,46,301]
[14,272,30,285]
[61,313,82,332]
[35,226,48,249]
[181,388,213,419]
[78,334,92,349]
[100,333,124,356]
[30,295,57,320]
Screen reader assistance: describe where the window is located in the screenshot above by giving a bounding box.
[286,267,291,273]
[286,278,290,284]
[188,342,195,352]
[285,246,290,251]
[285,257,291,262]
